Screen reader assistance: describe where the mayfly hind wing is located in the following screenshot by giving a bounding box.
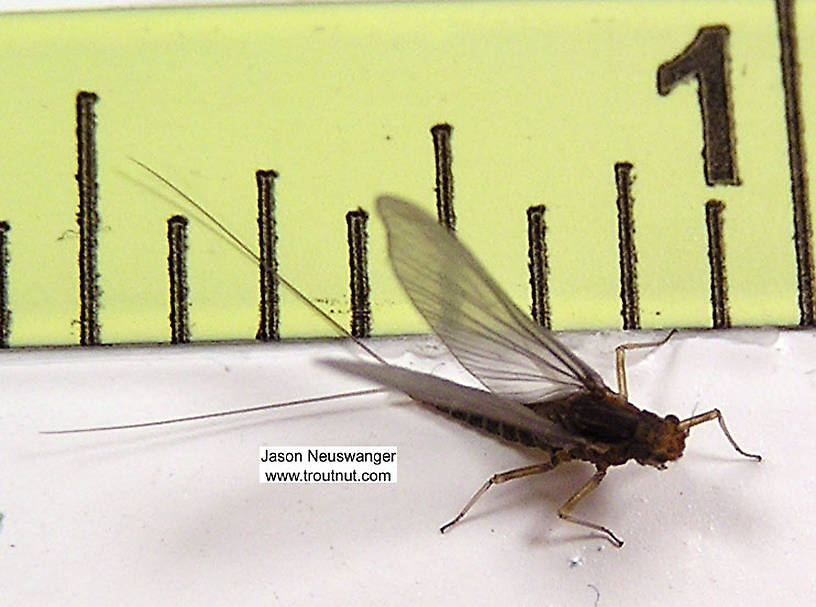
[323,359,587,448]
[376,196,608,404]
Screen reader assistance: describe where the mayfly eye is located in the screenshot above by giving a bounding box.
[665,414,680,424]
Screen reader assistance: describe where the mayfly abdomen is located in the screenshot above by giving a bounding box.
[432,404,557,451]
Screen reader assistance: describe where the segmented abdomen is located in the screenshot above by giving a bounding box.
[431,404,558,453]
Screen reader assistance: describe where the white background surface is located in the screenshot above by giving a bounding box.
[2,329,813,605]
[1,0,814,605]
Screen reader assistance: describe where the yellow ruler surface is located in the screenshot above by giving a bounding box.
[0,0,812,346]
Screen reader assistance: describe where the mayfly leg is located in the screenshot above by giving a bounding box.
[440,461,556,534]
[678,409,762,461]
[557,466,623,547]
[614,329,677,399]
[442,461,625,548]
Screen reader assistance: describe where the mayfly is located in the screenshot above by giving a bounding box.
[45,166,761,547]
[326,196,761,547]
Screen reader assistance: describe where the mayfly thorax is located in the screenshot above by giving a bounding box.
[44,163,762,547]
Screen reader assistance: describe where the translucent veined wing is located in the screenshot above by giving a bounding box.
[323,359,588,448]
[377,196,609,403]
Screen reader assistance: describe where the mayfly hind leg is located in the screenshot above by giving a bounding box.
[440,461,557,534]
[678,409,762,461]
[614,329,677,399]
[557,466,623,547]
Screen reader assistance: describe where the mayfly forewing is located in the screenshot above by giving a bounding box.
[323,359,586,448]
[376,195,608,404]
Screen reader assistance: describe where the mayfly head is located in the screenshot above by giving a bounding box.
[633,413,688,469]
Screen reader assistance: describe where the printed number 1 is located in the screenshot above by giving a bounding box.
[657,26,739,186]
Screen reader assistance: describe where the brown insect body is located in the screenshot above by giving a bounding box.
[435,388,686,470]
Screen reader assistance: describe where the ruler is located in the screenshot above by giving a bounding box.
[0,0,812,347]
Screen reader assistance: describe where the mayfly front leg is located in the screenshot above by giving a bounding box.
[678,409,762,461]
[557,466,624,547]
[440,461,557,534]
[614,330,677,399]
